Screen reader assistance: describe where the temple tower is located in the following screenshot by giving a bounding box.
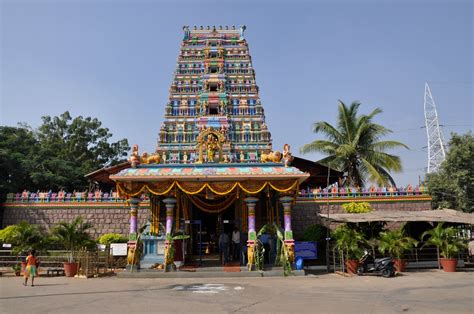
[156,25,272,163]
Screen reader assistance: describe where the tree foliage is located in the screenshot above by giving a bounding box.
[300,100,408,186]
[425,132,474,212]
[0,111,129,197]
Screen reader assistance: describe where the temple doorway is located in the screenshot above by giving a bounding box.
[189,203,239,267]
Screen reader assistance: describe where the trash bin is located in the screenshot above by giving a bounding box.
[296,256,304,270]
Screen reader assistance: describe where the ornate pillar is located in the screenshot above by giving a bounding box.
[163,198,177,236]
[162,197,177,268]
[244,197,258,268]
[127,198,141,270]
[280,196,295,263]
[128,198,140,240]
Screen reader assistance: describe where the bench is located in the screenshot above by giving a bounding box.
[46,268,65,276]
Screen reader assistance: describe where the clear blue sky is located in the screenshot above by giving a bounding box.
[1,0,472,185]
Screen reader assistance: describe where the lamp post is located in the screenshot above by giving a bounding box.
[325,163,331,273]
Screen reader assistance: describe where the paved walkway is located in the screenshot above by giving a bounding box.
[1,270,473,313]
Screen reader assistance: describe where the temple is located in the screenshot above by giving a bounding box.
[111,25,311,270]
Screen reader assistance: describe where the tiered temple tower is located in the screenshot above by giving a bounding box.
[156,25,272,163]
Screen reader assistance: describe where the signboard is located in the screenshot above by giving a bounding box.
[157,242,165,255]
[2,243,12,248]
[110,243,128,256]
[223,220,229,224]
[97,244,106,251]
[294,241,317,260]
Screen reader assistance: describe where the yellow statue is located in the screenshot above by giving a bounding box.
[141,152,162,164]
[260,151,282,163]
[206,135,217,162]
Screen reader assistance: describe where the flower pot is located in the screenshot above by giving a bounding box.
[15,271,21,276]
[346,260,359,274]
[64,262,78,277]
[393,259,407,272]
[440,258,457,272]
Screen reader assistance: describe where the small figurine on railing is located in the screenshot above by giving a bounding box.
[130,144,141,168]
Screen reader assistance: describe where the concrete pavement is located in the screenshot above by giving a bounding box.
[1,270,473,313]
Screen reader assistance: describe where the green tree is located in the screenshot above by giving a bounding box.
[0,126,38,197]
[425,132,474,212]
[300,101,408,186]
[1,112,130,195]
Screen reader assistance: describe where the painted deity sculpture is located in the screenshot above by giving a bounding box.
[206,135,218,162]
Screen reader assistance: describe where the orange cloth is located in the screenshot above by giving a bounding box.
[26,255,37,267]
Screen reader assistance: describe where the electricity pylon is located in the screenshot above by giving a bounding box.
[424,82,446,173]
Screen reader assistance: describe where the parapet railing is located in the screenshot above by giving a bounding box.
[298,185,429,199]
[4,191,138,204]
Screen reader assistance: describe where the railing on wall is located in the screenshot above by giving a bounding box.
[298,185,429,199]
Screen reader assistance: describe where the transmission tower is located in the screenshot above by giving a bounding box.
[424,82,446,173]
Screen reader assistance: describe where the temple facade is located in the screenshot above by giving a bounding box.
[156,25,272,164]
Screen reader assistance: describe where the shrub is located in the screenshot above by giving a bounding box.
[98,233,128,245]
[302,224,327,243]
[342,202,372,213]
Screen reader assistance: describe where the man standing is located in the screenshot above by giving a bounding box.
[218,231,230,266]
[232,227,240,261]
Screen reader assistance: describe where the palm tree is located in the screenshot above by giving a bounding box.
[300,100,408,186]
[51,216,93,262]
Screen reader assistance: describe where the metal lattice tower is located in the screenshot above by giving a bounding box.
[424,82,446,173]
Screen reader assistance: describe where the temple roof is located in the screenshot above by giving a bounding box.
[110,163,309,183]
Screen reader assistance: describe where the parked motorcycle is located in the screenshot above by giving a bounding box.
[357,250,395,278]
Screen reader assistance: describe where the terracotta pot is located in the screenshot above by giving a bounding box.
[15,271,21,276]
[64,262,78,277]
[346,260,359,274]
[393,259,407,272]
[440,258,457,272]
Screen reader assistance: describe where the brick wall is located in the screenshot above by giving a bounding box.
[1,204,149,239]
[2,197,432,240]
[292,199,432,239]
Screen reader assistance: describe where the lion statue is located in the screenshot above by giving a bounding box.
[141,152,162,164]
[260,151,282,163]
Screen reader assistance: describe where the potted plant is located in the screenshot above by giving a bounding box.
[51,217,93,277]
[421,223,467,272]
[12,263,21,276]
[332,224,366,274]
[378,226,418,272]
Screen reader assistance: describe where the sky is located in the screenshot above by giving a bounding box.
[1,0,472,186]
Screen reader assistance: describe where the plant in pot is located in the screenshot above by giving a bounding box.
[421,223,467,272]
[12,263,22,276]
[51,217,93,277]
[378,226,418,272]
[332,224,366,274]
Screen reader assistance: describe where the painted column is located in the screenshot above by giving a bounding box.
[128,198,141,240]
[127,197,141,270]
[244,197,258,269]
[244,197,258,242]
[280,196,295,263]
[163,198,177,236]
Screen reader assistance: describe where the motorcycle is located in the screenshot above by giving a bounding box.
[357,250,395,278]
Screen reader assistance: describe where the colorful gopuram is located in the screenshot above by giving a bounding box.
[156,25,271,164]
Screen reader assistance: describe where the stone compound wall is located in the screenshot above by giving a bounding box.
[292,199,432,239]
[2,197,432,240]
[1,204,150,239]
